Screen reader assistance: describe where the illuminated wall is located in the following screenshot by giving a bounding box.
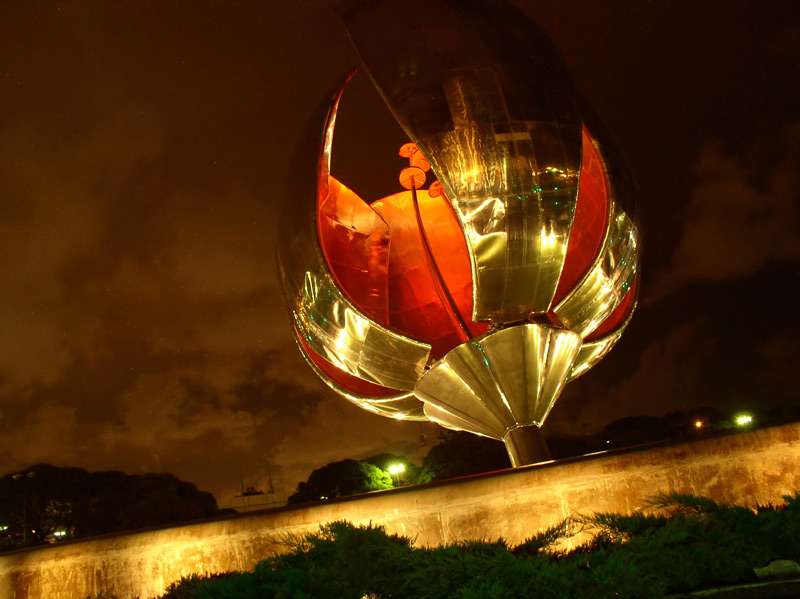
[2,423,799,599]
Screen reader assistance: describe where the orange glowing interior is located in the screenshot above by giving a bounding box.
[310,130,631,396]
[316,178,391,324]
[318,173,488,361]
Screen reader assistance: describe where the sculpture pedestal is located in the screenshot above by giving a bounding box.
[504,425,551,467]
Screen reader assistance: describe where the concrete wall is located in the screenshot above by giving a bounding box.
[2,423,799,599]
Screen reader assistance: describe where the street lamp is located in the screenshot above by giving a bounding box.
[388,464,405,487]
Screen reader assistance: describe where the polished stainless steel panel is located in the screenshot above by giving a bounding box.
[423,403,504,440]
[296,335,426,421]
[414,324,582,438]
[568,303,637,381]
[336,0,583,323]
[359,394,428,421]
[421,83,581,321]
[568,333,621,382]
[504,425,551,466]
[294,269,430,390]
[554,206,640,337]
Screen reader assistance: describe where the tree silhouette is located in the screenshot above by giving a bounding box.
[417,431,511,483]
[288,459,393,505]
[0,465,221,551]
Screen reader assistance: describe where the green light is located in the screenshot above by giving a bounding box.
[736,414,753,426]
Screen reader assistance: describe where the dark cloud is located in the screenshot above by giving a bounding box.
[229,350,320,417]
[1,1,797,503]
[585,320,716,426]
[759,331,800,404]
[648,125,800,302]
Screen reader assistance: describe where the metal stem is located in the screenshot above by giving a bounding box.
[503,425,551,467]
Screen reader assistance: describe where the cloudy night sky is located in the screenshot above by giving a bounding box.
[1,1,798,505]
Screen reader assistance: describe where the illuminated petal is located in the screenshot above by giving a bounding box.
[415,324,582,437]
[277,76,431,409]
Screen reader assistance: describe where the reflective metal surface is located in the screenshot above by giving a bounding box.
[295,269,430,390]
[420,100,581,321]
[277,76,431,411]
[358,394,429,421]
[554,206,640,337]
[504,425,551,466]
[568,321,630,382]
[414,324,582,439]
[278,0,642,466]
[336,0,582,322]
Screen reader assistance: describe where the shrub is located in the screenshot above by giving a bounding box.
[139,492,800,598]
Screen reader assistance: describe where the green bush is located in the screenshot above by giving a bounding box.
[152,493,800,599]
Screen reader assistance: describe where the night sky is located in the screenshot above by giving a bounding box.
[1,1,798,506]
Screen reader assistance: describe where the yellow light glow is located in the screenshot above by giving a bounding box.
[736,415,753,426]
[694,420,703,429]
[461,197,505,222]
[540,231,559,248]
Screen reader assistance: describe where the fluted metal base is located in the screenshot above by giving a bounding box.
[504,425,551,467]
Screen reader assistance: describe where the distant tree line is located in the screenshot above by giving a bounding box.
[0,464,225,553]
[288,404,800,505]
[5,404,796,550]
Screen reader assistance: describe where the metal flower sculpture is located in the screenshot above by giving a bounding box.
[277,0,641,466]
